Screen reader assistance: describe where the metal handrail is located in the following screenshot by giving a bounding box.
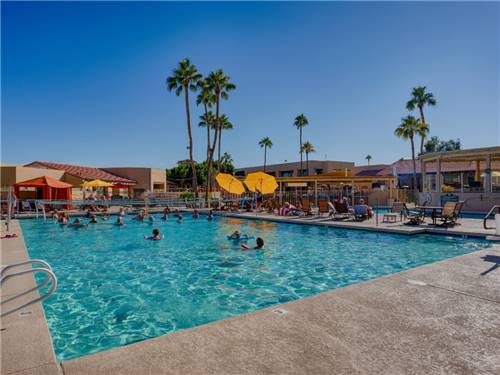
[1,262,57,318]
[483,205,500,230]
[1,259,52,278]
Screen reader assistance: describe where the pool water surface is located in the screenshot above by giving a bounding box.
[20,215,492,360]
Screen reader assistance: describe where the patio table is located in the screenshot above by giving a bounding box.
[416,205,443,225]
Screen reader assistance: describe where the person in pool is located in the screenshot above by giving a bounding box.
[115,216,125,226]
[161,211,169,220]
[58,212,69,225]
[89,215,98,224]
[229,231,249,240]
[144,228,163,240]
[119,207,126,217]
[133,210,147,221]
[192,209,200,219]
[68,218,87,228]
[177,214,183,223]
[149,216,155,224]
[207,210,214,221]
[241,237,264,250]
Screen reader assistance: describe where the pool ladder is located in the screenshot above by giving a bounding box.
[483,205,500,230]
[1,260,57,318]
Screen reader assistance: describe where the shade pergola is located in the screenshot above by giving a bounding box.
[14,176,73,205]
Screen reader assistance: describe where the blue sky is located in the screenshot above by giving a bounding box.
[2,1,499,168]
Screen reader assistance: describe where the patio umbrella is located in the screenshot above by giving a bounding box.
[244,172,278,194]
[81,179,114,187]
[216,173,245,195]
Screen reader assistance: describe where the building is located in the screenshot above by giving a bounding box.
[100,167,168,197]
[235,160,354,178]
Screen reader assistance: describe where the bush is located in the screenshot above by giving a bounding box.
[179,191,194,200]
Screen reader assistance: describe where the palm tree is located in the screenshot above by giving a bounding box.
[218,114,233,167]
[196,80,216,161]
[394,115,420,190]
[258,137,273,172]
[198,111,216,159]
[300,141,315,176]
[365,155,372,165]
[294,114,309,175]
[206,69,236,171]
[167,58,202,197]
[406,86,436,155]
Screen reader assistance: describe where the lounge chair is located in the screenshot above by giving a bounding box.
[318,199,329,216]
[328,201,350,220]
[439,201,463,227]
[21,201,32,212]
[300,198,313,216]
[383,202,405,223]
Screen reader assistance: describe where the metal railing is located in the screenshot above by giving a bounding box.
[1,260,57,318]
[483,205,500,230]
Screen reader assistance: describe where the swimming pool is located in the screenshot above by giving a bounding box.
[21,215,492,361]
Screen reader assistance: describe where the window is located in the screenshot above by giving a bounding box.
[280,170,293,177]
[315,168,323,175]
[266,171,276,177]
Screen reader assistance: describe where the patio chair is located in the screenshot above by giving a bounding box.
[383,202,405,223]
[439,201,463,227]
[328,201,350,221]
[403,203,425,225]
[300,197,313,216]
[318,199,329,216]
[21,201,32,212]
[352,205,370,221]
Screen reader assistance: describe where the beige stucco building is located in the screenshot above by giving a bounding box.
[235,160,354,178]
[100,167,167,197]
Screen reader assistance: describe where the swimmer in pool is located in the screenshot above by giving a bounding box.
[115,216,125,226]
[207,210,214,221]
[144,228,163,240]
[68,218,87,228]
[177,214,183,223]
[241,237,264,250]
[89,215,98,224]
[192,209,200,219]
[133,210,147,221]
[149,216,155,224]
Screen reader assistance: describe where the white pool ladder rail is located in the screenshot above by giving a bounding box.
[1,259,57,317]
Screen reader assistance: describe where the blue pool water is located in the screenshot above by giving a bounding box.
[21,215,492,361]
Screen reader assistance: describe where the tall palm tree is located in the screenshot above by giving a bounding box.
[206,69,236,171]
[301,141,315,176]
[167,58,202,197]
[258,137,273,172]
[196,79,216,161]
[294,114,309,175]
[198,111,216,159]
[365,155,372,165]
[394,115,420,190]
[406,86,436,155]
[218,114,233,166]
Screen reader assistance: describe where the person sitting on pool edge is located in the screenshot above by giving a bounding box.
[144,228,163,240]
[241,237,264,250]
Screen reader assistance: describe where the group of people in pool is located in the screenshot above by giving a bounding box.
[228,230,265,250]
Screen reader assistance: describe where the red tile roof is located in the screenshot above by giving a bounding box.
[354,164,394,177]
[25,162,136,184]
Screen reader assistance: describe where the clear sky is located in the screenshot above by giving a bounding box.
[2,1,499,169]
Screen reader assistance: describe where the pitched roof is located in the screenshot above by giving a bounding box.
[353,164,393,177]
[15,175,73,188]
[25,161,136,184]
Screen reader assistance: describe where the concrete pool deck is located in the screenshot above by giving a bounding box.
[1,219,500,374]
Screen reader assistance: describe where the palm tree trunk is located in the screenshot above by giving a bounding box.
[299,128,303,176]
[203,104,211,207]
[418,105,426,155]
[184,85,198,199]
[410,137,417,191]
[306,152,309,176]
[263,146,267,172]
[215,94,221,172]
[205,94,220,207]
[218,128,222,170]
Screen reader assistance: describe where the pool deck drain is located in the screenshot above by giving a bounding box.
[2,219,500,374]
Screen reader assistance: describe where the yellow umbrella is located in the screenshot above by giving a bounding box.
[215,173,246,195]
[244,172,278,194]
[81,179,114,187]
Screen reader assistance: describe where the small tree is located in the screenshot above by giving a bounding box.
[365,155,372,165]
[258,137,273,172]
